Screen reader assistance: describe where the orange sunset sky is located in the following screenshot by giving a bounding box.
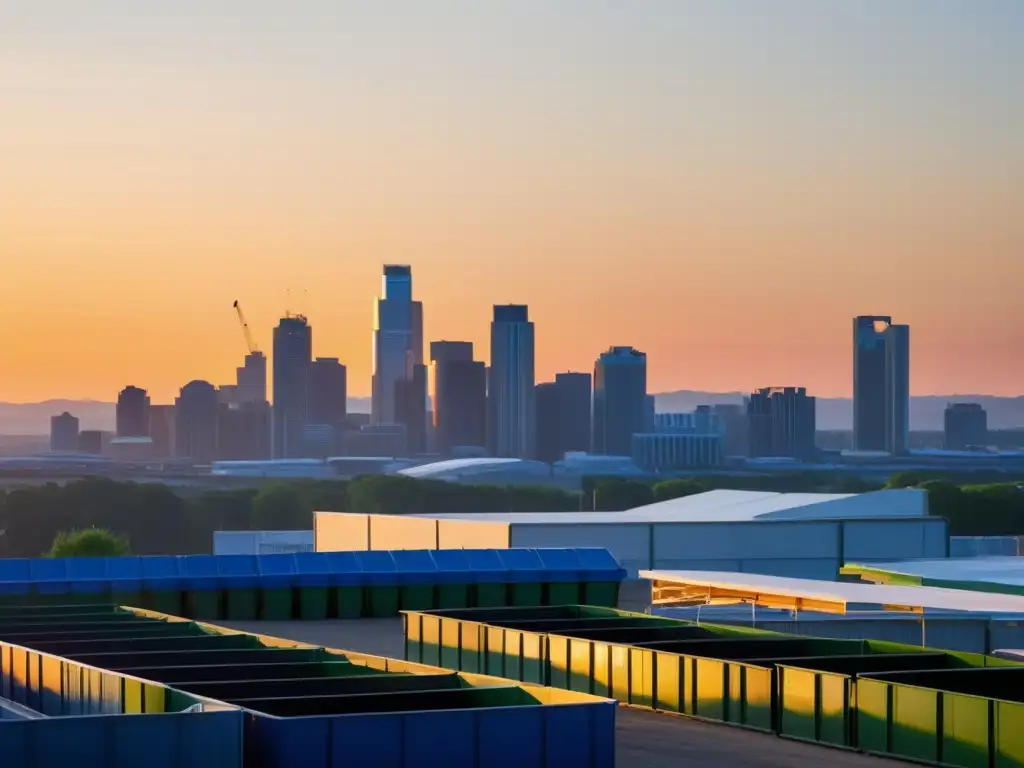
[2,3,1022,403]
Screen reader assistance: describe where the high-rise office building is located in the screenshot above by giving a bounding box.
[372,265,423,426]
[272,314,312,459]
[174,380,219,463]
[430,341,486,455]
[217,401,272,461]
[853,316,910,455]
[557,372,592,455]
[309,358,348,427]
[149,405,175,459]
[592,346,647,456]
[488,305,535,458]
[747,387,817,459]
[50,412,80,452]
[116,386,150,437]
[712,403,750,457]
[944,403,988,450]
[534,373,592,463]
[534,383,560,463]
[395,363,428,455]
[236,352,267,405]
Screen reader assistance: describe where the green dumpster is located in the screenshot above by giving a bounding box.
[298,587,330,620]
[262,588,294,621]
[225,588,258,620]
[583,581,621,608]
[437,583,469,609]
[499,550,545,607]
[188,589,222,621]
[547,582,581,605]
[367,586,400,618]
[474,584,508,608]
[148,590,183,617]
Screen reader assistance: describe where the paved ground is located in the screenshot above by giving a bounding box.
[224,618,911,768]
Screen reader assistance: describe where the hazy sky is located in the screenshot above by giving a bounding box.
[2,2,1022,402]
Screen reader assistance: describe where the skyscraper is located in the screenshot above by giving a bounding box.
[747,387,817,459]
[395,363,428,455]
[50,412,80,452]
[309,358,348,427]
[534,383,561,463]
[174,380,219,464]
[534,373,592,463]
[853,316,910,455]
[488,305,535,458]
[116,385,150,437]
[272,314,312,459]
[944,403,988,450]
[372,265,423,426]
[236,352,267,405]
[431,341,486,455]
[592,346,647,456]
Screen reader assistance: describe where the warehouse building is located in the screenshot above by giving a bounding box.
[315,488,944,578]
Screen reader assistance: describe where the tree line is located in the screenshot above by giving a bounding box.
[0,471,1021,558]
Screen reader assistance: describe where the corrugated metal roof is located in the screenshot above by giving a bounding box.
[848,557,1024,588]
[414,489,924,523]
[641,569,1024,614]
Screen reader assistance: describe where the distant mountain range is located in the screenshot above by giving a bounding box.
[1,393,1022,435]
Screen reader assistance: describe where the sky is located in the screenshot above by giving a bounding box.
[2,1,1022,403]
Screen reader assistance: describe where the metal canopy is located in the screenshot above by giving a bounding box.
[640,569,1024,616]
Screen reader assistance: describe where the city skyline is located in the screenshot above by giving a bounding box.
[3,3,1022,402]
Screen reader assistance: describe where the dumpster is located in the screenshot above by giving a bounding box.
[220,556,259,620]
[356,551,399,618]
[576,548,627,607]
[535,549,582,605]
[141,556,184,616]
[498,550,544,606]
[183,555,223,620]
[107,557,144,608]
[431,549,472,609]
[392,550,437,612]
[465,549,507,608]
[257,554,297,620]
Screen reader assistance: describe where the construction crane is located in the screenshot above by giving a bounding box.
[232,300,260,355]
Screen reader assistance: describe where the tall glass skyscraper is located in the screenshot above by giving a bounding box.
[272,314,312,459]
[592,346,647,456]
[853,316,910,455]
[488,305,535,458]
[372,265,423,427]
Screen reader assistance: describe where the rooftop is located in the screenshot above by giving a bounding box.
[846,557,1024,590]
[415,488,926,524]
[642,569,1024,615]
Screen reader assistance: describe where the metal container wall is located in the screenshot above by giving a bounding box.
[405,605,1024,767]
[0,710,244,768]
[842,518,948,561]
[950,536,1020,558]
[244,690,616,768]
[856,675,1024,767]
[654,521,841,562]
[213,531,313,555]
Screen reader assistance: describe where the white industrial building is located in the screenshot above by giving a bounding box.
[314,488,945,578]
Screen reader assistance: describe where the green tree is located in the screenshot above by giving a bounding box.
[885,471,923,489]
[49,528,131,558]
[252,484,311,529]
[652,478,706,503]
[592,479,655,511]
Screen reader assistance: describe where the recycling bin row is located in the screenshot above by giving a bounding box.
[402,605,1024,768]
[0,548,626,620]
[0,604,616,768]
